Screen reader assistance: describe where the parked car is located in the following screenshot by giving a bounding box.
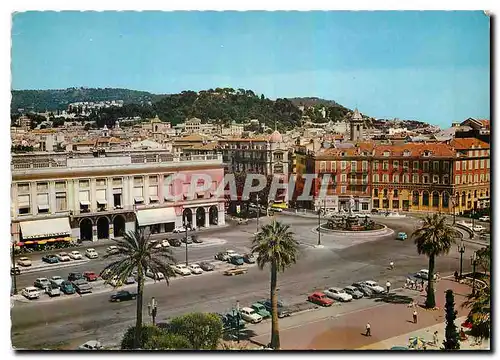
[224,313,246,329]
[85,248,99,259]
[172,264,191,276]
[199,261,215,271]
[240,307,263,324]
[173,226,187,233]
[57,252,71,262]
[343,286,364,299]
[17,257,32,267]
[259,299,291,318]
[77,340,102,350]
[181,236,193,244]
[362,280,385,294]
[473,225,485,232]
[308,291,334,307]
[371,209,379,213]
[168,238,182,247]
[68,272,84,282]
[42,254,59,264]
[243,253,256,264]
[153,239,171,249]
[11,266,21,275]
[109,276,123,287]
[125,276,136,284]
[50,275,65,287]
[45,284,61,297]
[416,269,437,280]
[192,235,203,243]
[230,255,245,266]
[106,246,119,255]
[188,264,203,275]
[22,286,40,300]
[478,216,490,222]
[73,279,92,294]
[351,282,374,297]
[69,251,83,260]
[60,281,76,294]
[34,277,51,289]
[83,271,98,282]
[110,290,137,302]
[251,302,271,318]
[146,269,166,280]
[215,250,237,261]
[324,287,353,302]
[396,232,408,241]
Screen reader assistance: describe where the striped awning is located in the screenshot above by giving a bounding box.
[20,218,71,240]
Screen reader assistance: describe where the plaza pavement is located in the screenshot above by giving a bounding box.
[250,278,480,350]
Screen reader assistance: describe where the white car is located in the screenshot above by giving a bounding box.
[17,257,32,267]
[106,246,119,254]
[173,264,191,276]
[85,248,99,259]
[416,269,437,280]
[77,340,102,350]
[362,280,385,294]
[146,269,165,280]
[56,252,71,262]
[473,225,485,232]
[188,264,203,275]
[22,286,40,300]
[240,307,263,324]
[479,216,490,222]
[324,287,353,302]
[50,275,65,287]
[356,213,371,218]
[153,240,170,249]
[173,226,187,233]
[69,250,83,260]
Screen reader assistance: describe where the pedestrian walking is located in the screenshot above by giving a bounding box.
[413,309,418,324]
[365,323,371,336]
[454,270,459,282]
[389,261,394,270]
[433,331,439,346]
[386,281,391,294]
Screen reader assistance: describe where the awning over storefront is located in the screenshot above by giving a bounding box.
[20,218,71,240]
[136,207,176,227]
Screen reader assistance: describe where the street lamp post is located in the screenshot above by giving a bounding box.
[234,300,241,343]
[472,209,475,228]
[471,252,478,295]
[256,195,260,234]
[457,241,466,279]
[452,200,456,225]
[148,297,158,325]
[11,243,17,294]
[317,203,321,246]
[183,216,190,267]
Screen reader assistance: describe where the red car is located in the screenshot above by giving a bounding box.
[83,271,98,282]
[308,292,334,307]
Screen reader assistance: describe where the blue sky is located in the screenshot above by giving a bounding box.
[11,11,490,127]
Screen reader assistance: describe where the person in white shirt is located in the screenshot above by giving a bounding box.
[386,281,391,294]
[365,323,371,336]
[389,261,394,270]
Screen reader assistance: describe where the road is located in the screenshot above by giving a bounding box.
[11,214,484,349]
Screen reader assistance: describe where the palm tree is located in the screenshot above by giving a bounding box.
[251,220,299,349]
[101,228,176,349]
[412,214,456,308]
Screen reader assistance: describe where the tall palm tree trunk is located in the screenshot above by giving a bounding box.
[426,254,436,308]
[134,272,145,349]
[270,259,280,350]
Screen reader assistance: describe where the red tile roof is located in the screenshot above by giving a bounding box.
[450,138,489,150]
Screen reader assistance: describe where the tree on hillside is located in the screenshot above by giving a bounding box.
[412,214,456,308]
[102,229,176,349]
[251,220,299,349]
[443,290,460,350]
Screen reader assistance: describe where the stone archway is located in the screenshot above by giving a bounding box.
[113,215,126,237]
[443,192,450,209]
[422,191,429,207]
[97,217,110,240]
[412,191,420,206]
[209,205,218,225]
[196,207,206,228]
[432,191,440,208]
[183,208,193,226]
[461,192,466,206]
[79,218,93,241]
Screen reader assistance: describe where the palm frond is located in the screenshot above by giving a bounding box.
[412,214,456,257]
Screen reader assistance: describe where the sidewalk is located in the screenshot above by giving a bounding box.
[358,316,490,350]
[250,278,475,350]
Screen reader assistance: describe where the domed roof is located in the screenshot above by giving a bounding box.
[269,130,283,143]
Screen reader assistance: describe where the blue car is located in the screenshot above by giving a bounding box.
[396,232,408,241]
[42,254,59,264]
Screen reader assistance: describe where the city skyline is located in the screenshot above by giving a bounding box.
[12,11,490,127]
